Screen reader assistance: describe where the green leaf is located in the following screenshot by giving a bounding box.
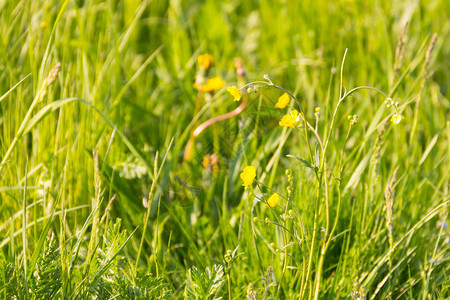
[286,154,317,172]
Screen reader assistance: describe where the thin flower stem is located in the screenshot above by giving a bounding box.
[227,273,232,300]
[270,221,296,241]
[324,124,352,253]
[135,138,172,274]
[339,49,348,99]
[338,125,352,177]
[256,181,290,201]
[135,152,159,274]
[238,81,269,90]
[314,165,330,300]
[286,198,309,298]
[324,85,390,157]
[277,195,292,298]
[306,181,321,300]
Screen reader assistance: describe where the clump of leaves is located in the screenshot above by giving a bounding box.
[0,234,61,299]
[114,157,148,180]
[184,264,225,300]
[113,273,172,300]
[90,219,171,299]
[29,233,62,298]
[0,253,23,298]
[1,219,171,299]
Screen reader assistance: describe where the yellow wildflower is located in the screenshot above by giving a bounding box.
[227,86,242,101]
[391,113,404,125]
[203,77,225,92]
[198,54,214,70]
[40,21,47,29]
[275,93,289,108]
[240,166,256,186]
[195,76,225,92]
[267,193,280,208]
[279,110,301,127]
[202,154,219,171]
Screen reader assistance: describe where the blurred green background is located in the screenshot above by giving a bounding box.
[0,0,448,298]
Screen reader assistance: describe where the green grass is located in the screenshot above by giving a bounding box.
[0,0,449,298]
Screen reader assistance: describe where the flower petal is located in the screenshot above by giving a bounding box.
[267,194,280,207]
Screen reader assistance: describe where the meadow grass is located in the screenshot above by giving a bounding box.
[0,0,449,299]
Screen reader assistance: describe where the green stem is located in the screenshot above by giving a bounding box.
[324,125,352,253]
[22,162,28,300]
[277,192,292,298]
[323,85,390,157]
[135,138,172,274]
[306,181,321,299]
[227,272,232,300]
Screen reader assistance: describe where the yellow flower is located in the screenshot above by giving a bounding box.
[279,110,301,127]
[198,54,214,70]
[227,86,242,101]
[275,93,289,108]
[202,154,219,171]
[267,193,280,208]
[391,113,404,125]
[240,166,256,186]
[195,77,225,92]
[203,77,226,92]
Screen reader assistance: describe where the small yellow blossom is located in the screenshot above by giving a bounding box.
[240,166,256,186]
[195,76,225,92]
[198,54,214,70]
[227,86,242,101]
[202,154,219,171]
[253,216,259,222]
[275,93,289,108]
[40,21,47,29]
[267,193,280,207]
[279,110,301,127]
[314,107,320,118]
[391,113,404,125]
[203,77,225,92]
